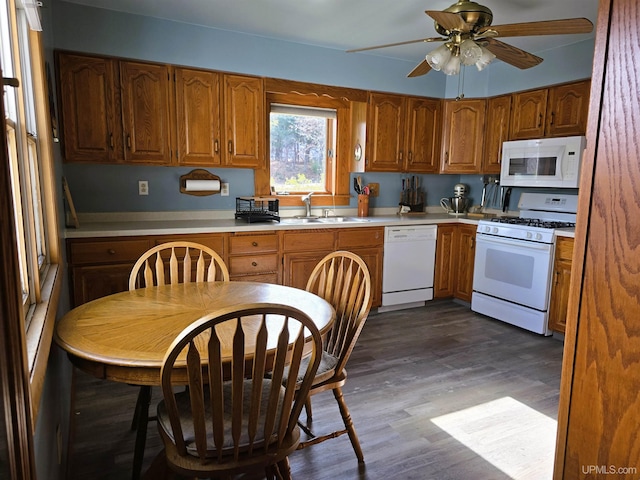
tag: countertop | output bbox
[64,210,575,239]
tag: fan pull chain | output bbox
[456,66,466,101]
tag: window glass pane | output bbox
[27,135,46,268]
[16,10,35,134]
[0,1,17,121]
[270,107,334,194]
[6,123,30,305]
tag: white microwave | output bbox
[500,135,586,188]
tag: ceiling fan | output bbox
[346,1,593,77]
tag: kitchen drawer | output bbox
[555,237,574,261]
[282,230,335,252]
[229,254,279,275]
[153,234,225,255]
[68,239,151,265]
[337,227,384,249]
[229,233,278,254]
[230,272,279,284]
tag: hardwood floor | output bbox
[66,300,564,479]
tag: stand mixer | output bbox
[440,183,470,214]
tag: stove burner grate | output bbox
[490,217,575,229]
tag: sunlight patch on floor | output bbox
[430,396,557,480]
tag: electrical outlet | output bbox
[221,182,230,196]
[138,180,149,196]
[368,183,379,197]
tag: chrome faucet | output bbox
[301,192,313,217]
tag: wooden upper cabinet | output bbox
[365,92,405,172]
[482,95,511,174]
[120,61,173,164]
[365,93,441,173]
[222,74,264,168]
[175,68,222,166]
[510,81,590,140]
[546,80,590,138]
[56,52,123,163]
[440,98,486,174]
[510,88,548,140]
[405,97,442,173]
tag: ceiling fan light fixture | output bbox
[475,46,496,71]
[425,43,452,71]
[442,54,461,75]
[459,39,482,66]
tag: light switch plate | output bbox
[221,182,229,196]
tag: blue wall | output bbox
[51,1,595,213]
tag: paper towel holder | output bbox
[179,169,221,196]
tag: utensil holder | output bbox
[357,194,369,217]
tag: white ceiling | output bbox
[60,0,598,64]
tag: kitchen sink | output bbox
[280,216,371,224]
[317,216,370,223]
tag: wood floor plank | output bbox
[66,300,564,479]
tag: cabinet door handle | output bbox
[445,151,449,163]
[252,241,258,247]
[408,151,413,162]
[228,140,233,153]
[470,237,475,249]
[126,135,131,149]
[109,133,114,149]
[555,270,560,286]
[538,113,543,128]
[550,112,555,126]
[214,140,219,153]
[399,151,403,161]
[251,261,258,267]
[107,249,116,255]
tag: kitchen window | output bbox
[1,0,62,425]
[257,88,353,207]
[270,104,335,195]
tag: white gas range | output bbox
[471,192,577,335]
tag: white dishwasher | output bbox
[380,225,437,312]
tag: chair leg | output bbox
[333,386,364,463]
[304,396,313,419]
[132,385,152,480]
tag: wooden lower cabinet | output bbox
[281,227,384,307]
[228,232,279,283]
[433,223,476,301]
[548,236,574,333]
[434,224,457,298]
[454,224,476,302]
[67,226,384,308]
[67,237,153,307]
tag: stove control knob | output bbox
[536,233,543,240]
[492,227,498,234]
[526,232,533,239]
[484,226,491,233]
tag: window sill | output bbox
[25,263,62,423]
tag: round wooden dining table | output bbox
[55,281,335,386]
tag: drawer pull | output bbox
[252,241,258,247]
[252,261,258,267]
[108,249,116,255]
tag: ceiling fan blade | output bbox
[407,60,432,78]
[346,37,446,53]
[484,38,543,69]
[477,18,593,38]
[425,10,472,33]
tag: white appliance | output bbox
[380,225,437,312]
[471,192,578,335]
[500,135,586,188]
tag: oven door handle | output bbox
[476,233,553,252]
